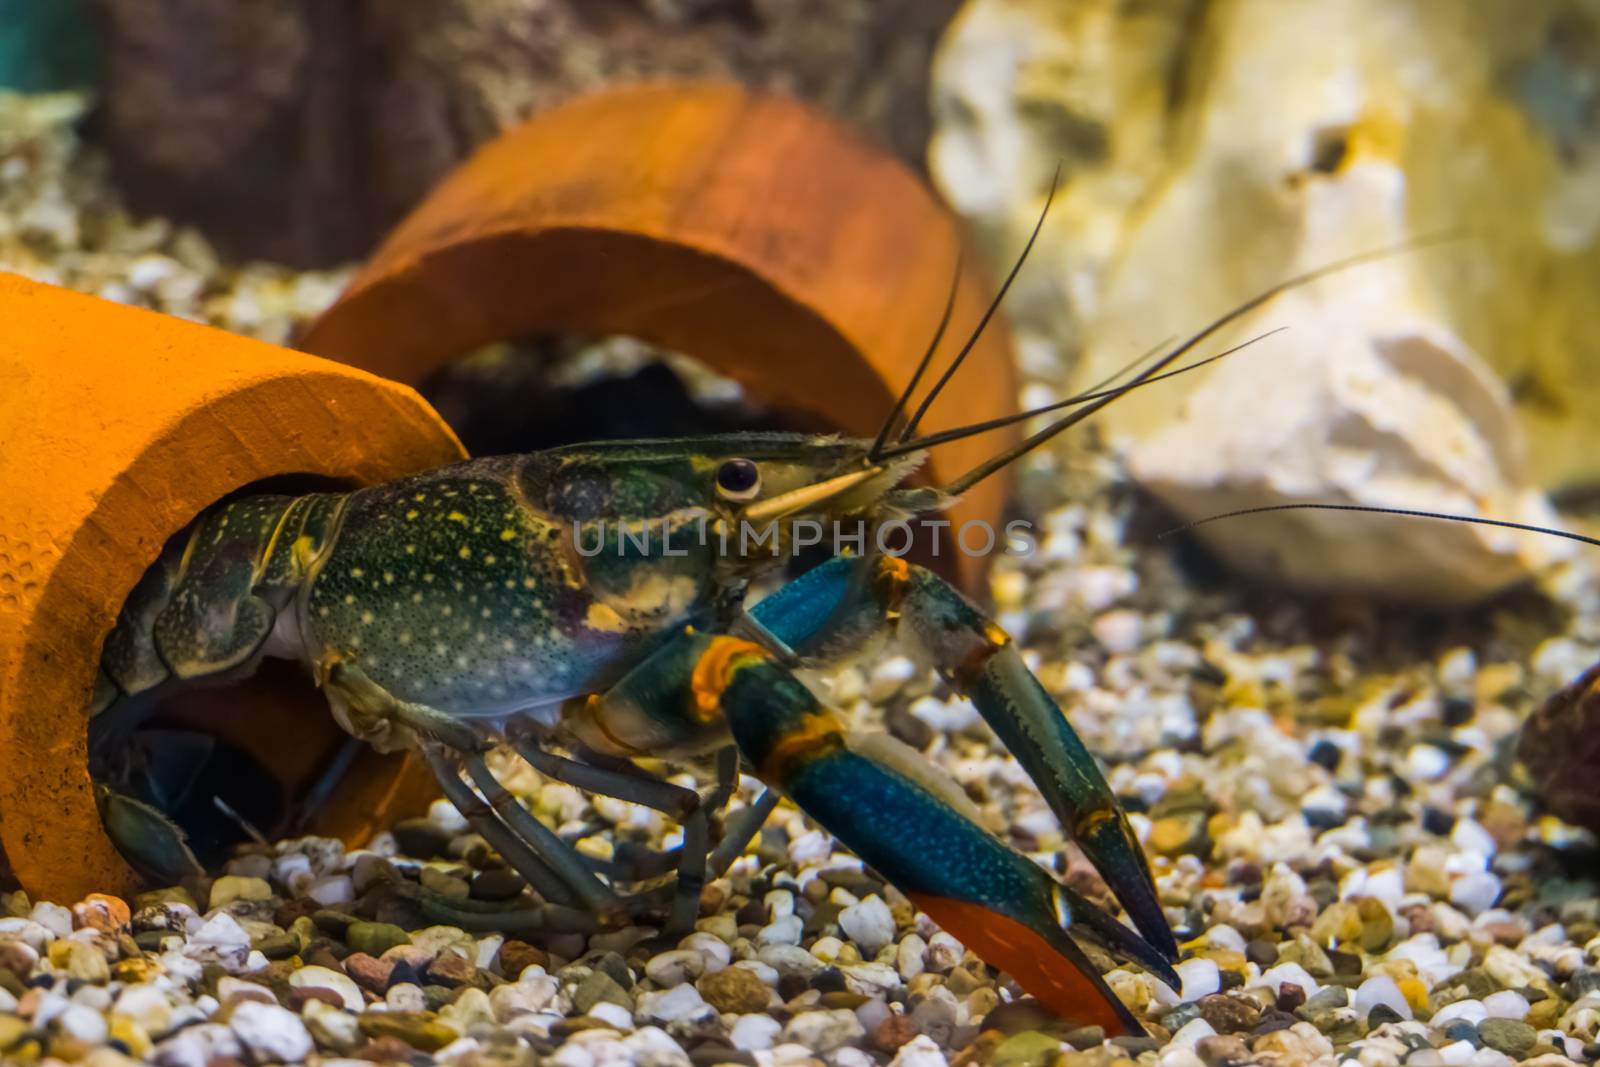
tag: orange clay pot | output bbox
[0,272,465,903]
[301,80,1018,592]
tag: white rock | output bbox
[645,948,706,986]
[1451,872,1503,916]
[925,932,965,972]
[230,1000,313,1063]
[680,932,732,971]
[889,1035,950,1067]
[731,1013,783,1051]
[491,974,559,1020]
[56,1003,108,1044]
[897,934,928,980]
[622,1026,689,1065]
[757,914,803,946]
[387,983,427,1012]
[306,874,356,907]
[29,901,73,939]
[1430,999,1487,1026]
[839,896,896,956]
[1354,975,1413,1021]
[589,1001,634,1031]
[1482,989,1530,1020]
[0,918,51,950]
[1170,1017,1217,1048]
[288,965,364,1011]
[153,1023,242,1067]
[1258,962,1321,998]
[635,983,711,1024]
[1175,957,1221,1002]
[782,1008,865,1053]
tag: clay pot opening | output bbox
[417,334,807,458]
[85,473,399,878]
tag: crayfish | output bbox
[85,205,1410,1035]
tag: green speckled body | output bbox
[93,434,868,724]
[301,454,716,720]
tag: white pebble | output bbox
[1430,999,1487,1026]
[635,983,710,1023]
[757,914,803,946]
[29,902,73,939]
[589,1001,635,1031]
[1175,958,1220,1002]
[839,896,896,956]
[288,965,364,1011]
[56,1003,108,1044]
[1353,975,1413,1021]
[781,1008,865,1052]
[730,1013,783,1051]
[1169,1017,1217,1048]
[1092,609,1143,654]
[1407,744,1451,781]
[306,874,355,907]
[1481,989,1530,1020]
[1450,872,1502,916]
[1257,962,1321,998]
[645,948,705,986]
[897,935,928,980]
[429,797,471,834]
[889,1035,949,1067]
[925,932,964,972]
[230,1000,313,1063]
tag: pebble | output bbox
[1355,975,1415,1021]
[782,1008,865,1052]
[230,999,313,1063]
[839,896,896,956]
[699,964,772,1013]
[1477,1017,1538,1058]
[288,965,364,1012]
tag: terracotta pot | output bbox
[301,80,1018,591]
[0,273,465,902]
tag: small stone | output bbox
[1450,873,1502,916]
[1354,975,1413,1022]
[470,868,526,901]
[288,965,364,1011]
[731,1012,783,1051]
[72,895,130,935]
[699,965,771,1014]
[645,948,705,987]
[839,896,896,956]
[302,998,363,1054]
[357,1010,457,1051]
[637,982,711,1023]
[573,971,631,1015]
[343,952,394,994]
[1198,994,1262,1033]
[1178,958,1223,1002]
[498,940,548,979]
[230,1000,313,1062]
[346,921,410,958]
[209,876,272,910]
[425,951,476,987]
[1477,1018,1536,1058]
[989,1029,1063,1067]
[782,1007,865,1053]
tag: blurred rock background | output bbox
[7,0,1600,604]
[929,0,1600,602]
[87,0,959,266]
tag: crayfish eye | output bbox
[715,458,762,501]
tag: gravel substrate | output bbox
[7,89,1600,1067]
